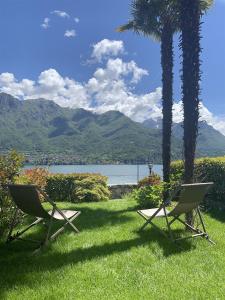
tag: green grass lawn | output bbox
[0,199,224,300]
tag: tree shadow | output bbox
[140,226,197,256]
[0,201,199,298]
[14,205,136,236]
[206,208,225,223]
[0,225,195,298]
[74,206,136,231]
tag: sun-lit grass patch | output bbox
[0,199,224,300]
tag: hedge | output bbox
[171,157,225,209]
[18,169,111,203]
[45,173,110,203]
[0,151,24,236]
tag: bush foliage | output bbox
[171,157,225,208]
[18,168,50,190]
[138,173,161,188]
[45,173,110,203]
[124,173,162,209]
[0,151,24,236]
[127,184,163,209]
[18,169,110,203]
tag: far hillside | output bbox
[1,93,225,164]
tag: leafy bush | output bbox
[18,168,50,190]
[171,157,225,209]
[0,150,24,236]
[138,173,161,188]
[45,174,76,202]
[129,184,163,209]
[45,173,111,203]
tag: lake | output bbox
[23,164,163,185]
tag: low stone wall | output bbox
[109,184,137,199]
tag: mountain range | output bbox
[0,92,225,164]
[143,118,225,158]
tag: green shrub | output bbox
[45,173,111,203]
[171,157,225,209]
[18,168,50,190]
[129,184,163,209]
[138,173,161,188]
[0,150,24,236]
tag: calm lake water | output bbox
[23,164,163,185]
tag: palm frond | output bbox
[200,0,214,11]
[116,21,134,32]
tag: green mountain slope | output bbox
[0,93,224,164]
[172,122,225,157]
[143,118,225,158]
[0,93,182,163]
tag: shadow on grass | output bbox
[139,226,196,256]
[0,203,196,298]
[19,206,135,239]
[0,228,195,298]
[73,206,136,231]
[206,208,225,223]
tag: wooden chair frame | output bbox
[138,183,215,244]
[7,185,81,251]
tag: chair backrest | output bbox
[8,184,50,219]
[169,182,213,216]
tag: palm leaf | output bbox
[116,21,134,32]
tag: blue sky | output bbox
[0,0,225,133]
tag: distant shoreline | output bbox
[23,162,155,167]
[22,164,163,185]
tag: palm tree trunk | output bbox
[180,0,201,225]
[161,22,173,202]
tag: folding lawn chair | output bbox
[7,184,81,250]
[138,182,215,244]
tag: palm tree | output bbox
[180,0,213,225]
[117,0,179,199]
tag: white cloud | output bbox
[91,58,148,83]
[85,58,153,120]
[194,103,225,135]
[91,39,125,62]
[64,29,76,38]
[0,72,15,84]
[74,17,80,23]
[0,72,35,97]
[0,38,224,136]
[32,69,89,108]
[1,67,224,135]
[0,61,154,123]
[0,69,89,109]
[51,10,70,18]
[41,17,50,29]
[171,101,225,136]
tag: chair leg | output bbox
[149,220,170,239]
[196,208,215,244]
[138,214,171,239]
[49,212,81,241]
[139,220,150,231]
[168,216,179,226]
[66,212,80,233]
[163,207,174,241]
[55,208,80,233]
[138,206,164,231]
[6,208,19,243]
[175,216,215,244]
[197,208,207,233]
[7,217,43,243]
[43,210,55,246]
